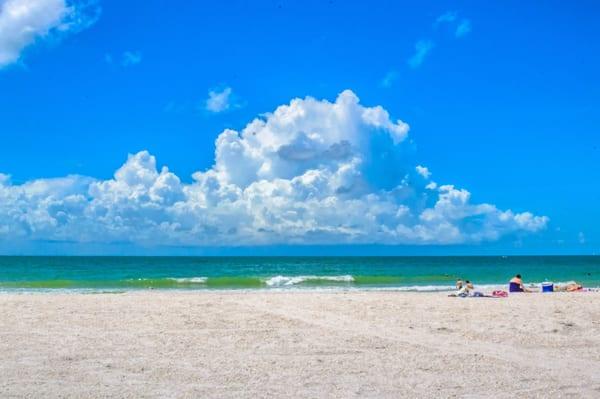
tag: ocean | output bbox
[0,256,598,292]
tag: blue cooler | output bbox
[541,282,554,292]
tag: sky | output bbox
[0,0,599,255]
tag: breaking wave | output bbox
[264,275,355,287]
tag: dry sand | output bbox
[1,291,600,398]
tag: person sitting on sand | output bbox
[456,278,464,290]
[509,274,530,293]
[450,279,474,297]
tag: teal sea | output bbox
[0,256,599,292]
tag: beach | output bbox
[1,291,599,398]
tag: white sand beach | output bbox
[1,291,600,398]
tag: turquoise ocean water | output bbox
[0,256,599,292]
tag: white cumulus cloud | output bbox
[0,90,548,246]
[415,165,431,179]
[205,86,234,113]
[0,0,99,68]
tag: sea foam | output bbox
[264,275,355,287]
[167,277,208,284]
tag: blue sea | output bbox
[0,256,599,292]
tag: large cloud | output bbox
[0,90,548,246]
[0,0,99,68]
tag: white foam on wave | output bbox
[168,277,208,284]
[264,275,355,287]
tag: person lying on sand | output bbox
[509,274,531,293]
[567,283,584,292]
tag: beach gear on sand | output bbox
[492,290,508,297]
[541,282,554,292]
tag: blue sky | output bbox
[0,0,599,255]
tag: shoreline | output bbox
[0,281,596,294]
[2,291,599,397]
